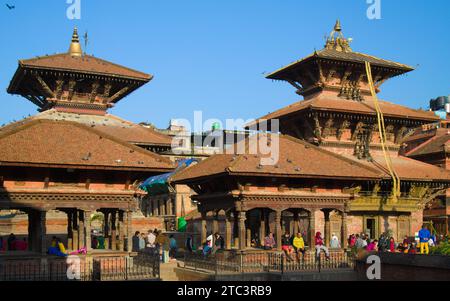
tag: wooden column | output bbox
[225,213,232,250]
[259,209,266,247]
[200,212,207,245]
[78,210,85,250]
[238,211,247,250]
[159,199,165,216]
[309,210,316,248]
[293,211,300,235]
[67,211,73,250]
[152,200,157,216]
[72,210,79,251]
[27,210,33,252]
[38,211,47,254]
[341,211,348,249]
[126,211,133,252]
[274,211,282,251]
[246,228,251,248]
[111,210,117,251]
[103,210,110,249]
[118,211,125,251]
[36,210,47,254]
[212,212,219,235]
[84,211,92,252]
[324,210,331,247]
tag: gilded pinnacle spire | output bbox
[334,19,341,32]
[68,27,83,57]
[325,20,352,52]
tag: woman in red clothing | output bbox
[389,237,396,253]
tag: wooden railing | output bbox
[183,250,354,275]
[0,252,160,281]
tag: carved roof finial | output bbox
[68,27,83,57]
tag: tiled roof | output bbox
[267,48,413,80]
[173,134,450,184]
[250,95,438,127]
[406,129,450,157]
[172,134,382,182]
[18,53,152,81]
[0,119,174,171]
[2,110,172,146]
[341,153,450,182]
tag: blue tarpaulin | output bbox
[139,158,198,195]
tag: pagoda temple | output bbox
[0,29,174,254]
[173,21,450,250]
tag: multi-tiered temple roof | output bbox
[2,28,174,171]
[251,20,438,128]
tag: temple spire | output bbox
[325,20,352,52]
[68,27,83,57]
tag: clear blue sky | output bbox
[0,0,449,129]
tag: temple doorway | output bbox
[364,217,377,240]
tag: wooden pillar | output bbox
[293,211,300,235]
[126,211,133,252]
[27,211,34,252]
[212,212,219,235]
[72,210,79,251]
[159,199,165,216]
[103,210,110,249]
[200,212,207,245]
[84,211,92,252]
[111,210,117,251]
[246,228,251,248]
[67,211,73,250]
[341,211,348,249]
[259,209,266,247]
[309,210,316,248]
[238,211,247,250]
[78,210,85,250]
[118,211,125,251]
[36,210,47,254]
[324,210,331,247]
[152,200,157,216]
[274,211,282,251]
[225,213,232,250]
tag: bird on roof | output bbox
[5,3,15,9]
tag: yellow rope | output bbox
[365,61,401,201]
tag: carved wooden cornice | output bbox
[0,191,138,211]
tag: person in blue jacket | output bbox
[418,225,431,255]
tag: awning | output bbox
[139,158,198,196]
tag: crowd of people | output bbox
[348,225,448,255]
[132,229,179,263]
[262,231,330,262]
[0,233,28,251]
[190,232,225,257]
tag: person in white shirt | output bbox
[147,229,156,248]
[330,233,341,249]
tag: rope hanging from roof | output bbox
[365,61,401,201]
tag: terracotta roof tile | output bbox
[250,95,438,127]
[19,53,152,81]
[173,134,381,182]
[0,119,174,171]
[5,110,172,146]
[406,130,450,157]
[339,153,450,182]
[267,48,413,80]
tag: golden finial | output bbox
[334,19,342,32]
[325,20,352,52]
[68,27,83,57]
